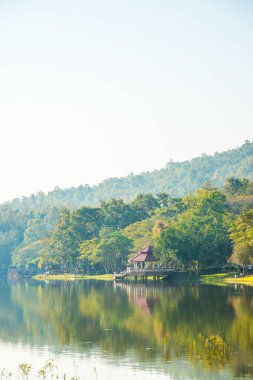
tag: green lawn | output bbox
[33,273,114,281]
[33,272,253,286]
[200,272,253,286]
[200,273,233,286]
[224,275,253,286]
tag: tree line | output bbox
[1,140,253,213]
[0,177,250,275]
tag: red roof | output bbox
[129,246,157,262]
[140,246,154,253]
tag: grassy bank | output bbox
[200,273,233,286]
[200,272,253,286]
[33,272,253,286]
[34,273,114,281]
[224,275,253,286]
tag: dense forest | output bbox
[0,140,253,274]
[0,177,252,275]
[2,140,253,212]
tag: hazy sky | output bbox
[0,0,253,202]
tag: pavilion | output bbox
[129,245,158,270]
[114,245,172,280]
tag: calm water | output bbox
[0,279,253,379]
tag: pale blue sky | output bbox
[0,0,252,202]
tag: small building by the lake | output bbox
[129,245,157,269]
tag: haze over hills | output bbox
[0,139,253,270]
[2,140,253,211]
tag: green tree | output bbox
[100,199,140,229]
[0,206,29,267]
[229,244,253,274]
[155,190,231,271]
[229,210,253,273]
[230,210,253,245]
[11,208,60,268]
[42,207,102,272]
[131,194,159,219]
[79,231,133,273]
[223,178,249,197]
[156,193,170,208]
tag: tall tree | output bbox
[155,190,231,271]
[131,194,159,219]
[79,231,133,273]
[100,199,140,230]
[229,210,253,273]
[223,178,249,197]
[41,207,102,272]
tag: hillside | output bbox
[2,181,253,271]
[2,140,253,212]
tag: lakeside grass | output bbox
[200,273,232,286]
[200,272,253,286]
[33,272,253,286]
[33,273,114,281]
[224,275,253,286]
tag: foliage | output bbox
[100,198,142,229]
[155,190,231,270]
[222,177,250,196]
[122,218,154,253]
[37,195,173,273]
[228,195,253,214]
[131,194,159,218]
[79,231,133,273]
[0,206,30,267]
[229,245,253,273]
[12,240,44,269]
[8,186,252,274]
[0,140,252,273]
[19,363,31,377]
[1,140,253,213]
[11,208,60,269]
[40,207,102,272]
[165,333,231,368]
[230,210,253,246]
[229,210,253,272]
[0,141,252,272]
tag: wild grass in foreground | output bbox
[0,359,98,379]
[0,333,231,378]
[164,333,231,369]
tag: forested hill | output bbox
[3,140,253,211]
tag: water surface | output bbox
[0,279,253,379]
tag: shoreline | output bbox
[200,273,253,286]
[33,273,114,281]
[33,272,253,286]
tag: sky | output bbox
[0,0,253,202]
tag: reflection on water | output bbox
[0,279,253,379]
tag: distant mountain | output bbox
[2,140,253,211]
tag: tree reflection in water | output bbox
[0,279,253,378]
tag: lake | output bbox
[0,279,252,379]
